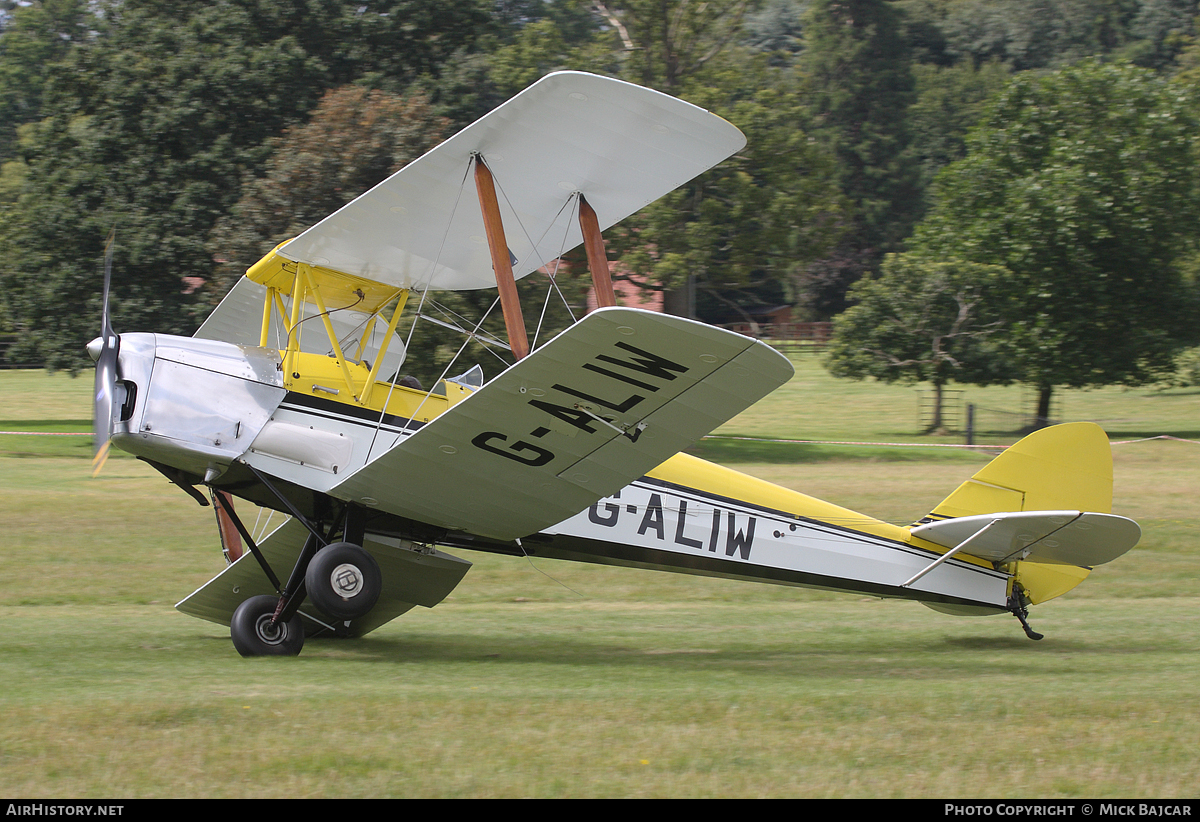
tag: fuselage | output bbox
[110,332,1010,615]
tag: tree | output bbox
[796,0,920,318]
[596,0,757,94]
[2,0,343,370]
[912,60,1200,421]
[938,0,1138,71]
[204,85,525,388]
[0,0,497,370]
[0,0,496,369]
[583,0,785,318]
[603,54,845,324]
[907,60,1009,210]
[0,0,94,164]
[204,86,449,309]
[826,253,1014,431]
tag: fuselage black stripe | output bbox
[625,477,1005,579]
[528,531,1006,608]
[279,392,427,435]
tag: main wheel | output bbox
[305,542,382,621]
[230,595,305,657]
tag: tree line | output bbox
[2,0,1199,414]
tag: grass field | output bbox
[0,360,1197,798]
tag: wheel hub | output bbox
[331,563,364,598]
[254,614,287,645]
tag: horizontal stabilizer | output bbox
[911,510,1140,567]
[175,517,471,636]
[330,307,794,541]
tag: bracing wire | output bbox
[366,159,474,462]
[487,173,582,350]
[283,288,366,353]
[385,294,504,450]
[532,192,581,349]
[365,157,587,458]
[514,538,586,598]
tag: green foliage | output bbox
[4,0,1200,374]
[825,253,1015,430]
[204,86,449,309]
[606,54,845,321]
[913,60,1200,405]
[827,253,1014,387]
[741,0,806,61]
[0,0,94,164]
[0,0,497,371]
[908,60,1009,205]
[801,0,918,251]
[935,0,1140,70]
[1124,0,1200,69]
[600,0,759,93]
[795,0,921,318]
[1171,346,1200,386]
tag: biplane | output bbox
[90,72,1140,656]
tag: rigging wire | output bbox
[487,171,581,351]
[364,155,588,456]
[365,159,474,461]
[531,192,581,350]
[384,293,504,451]
[514,538,586,598]
[283,288,366,352]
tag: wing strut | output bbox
[473,154,530,360]
[901,518,1001,588]
[579,194,617,309]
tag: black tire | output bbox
[305,542,382,621]
[230,595,305,657]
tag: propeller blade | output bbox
[92,229,119,474]
[100,228,114,341]
[92,345,116,475]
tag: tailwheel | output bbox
[231,595,305,657]
[1007,587,1045,641]
[305,542,382,621]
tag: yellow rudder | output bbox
[925,422,1117,605]
[928,422,1114,519]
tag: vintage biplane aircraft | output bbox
[90,72,1140,656]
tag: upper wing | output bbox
[329,307,793,541]
[911,510,1140,567]
[269,71,746,292]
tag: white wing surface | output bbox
[912,510,1140,567]
[275,71,746,292]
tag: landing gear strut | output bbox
[216,468,381,656]
[1008,587,1044,641]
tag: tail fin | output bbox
[926,422,1114,521]
[923,422,1129,605]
